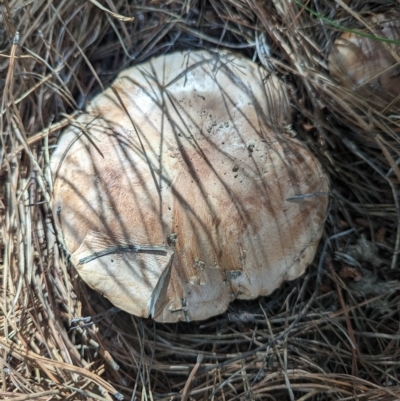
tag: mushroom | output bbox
[51,50,329,322]
[328,12,400,99]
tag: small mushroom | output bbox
[328,12,400,99]
[51,50,329,322]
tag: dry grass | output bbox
[1,0,400,399]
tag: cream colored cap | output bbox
[51,50,329,322]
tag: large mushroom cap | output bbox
[51,50,329,322]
